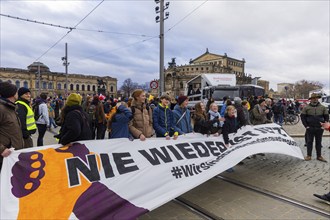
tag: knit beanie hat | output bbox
[66,93,82,106]
[0,82,17,98]
[18,87,31,97]
[258,98,265,104]
[177,95,188,106]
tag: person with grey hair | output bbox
[265,98,273,121]
[233,97,247,128]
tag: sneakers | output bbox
[313,193,330,202]
[304,156,311,161]
[317,156,327,162]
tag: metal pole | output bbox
[38,63,41,95]
[159,0,165,96]
[65,43,68,98]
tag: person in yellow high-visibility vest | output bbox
[16,87,37,148]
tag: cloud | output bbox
[1,1,329,93]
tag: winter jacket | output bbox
[207,110,222,134]
[301,102,329,128]
[234,104,247,128]
[193,113,219,135]
[0,97,24,154]
[110,105,133,139]
[56,105,92,145]
[129,100,154,138]
[153,103,179,137]
[250,104,272,125]
[172,104,193,134]
[222,114,238,145]
[16,97,37,138]
[35,99,49,125]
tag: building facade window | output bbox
[57,83,62,90]
[110,86,113,92]
[76,84,79,91]
[92,85,96,91]
[42,82,47,89]
[48,82,53,89]
[70,84,74,91]
[35,81,39,89]
[23,81,28,88]
[15,80,20,88]
[82,84,85,91]
[87,85,91,91]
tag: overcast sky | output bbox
[0,0,329,92]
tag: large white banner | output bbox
[0,124,303,219]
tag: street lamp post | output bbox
[38,63,41,96]
[62,43,69,98]
[155,0,169,96]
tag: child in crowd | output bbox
[207,102,225,136]
[107,102,133,139]
[153,94,179,140]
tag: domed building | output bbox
[0,62,117,98]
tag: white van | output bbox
[321,95,330,112]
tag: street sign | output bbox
[150,80,158,89]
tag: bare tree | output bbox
[120,78,138,98]
[294,80,323,99]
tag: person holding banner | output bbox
[222,105,239,148]
[153,94,179,139]
[0,82,24,171]
[207,102,225,136]
[250,98,272,125]
[129,89,154,141]
[173,95,193,135]
[107,102,133,139]
[193,101,222,135]
[54,93,92,145]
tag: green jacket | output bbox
[301,102,329,128]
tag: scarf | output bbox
[208,110,221,127]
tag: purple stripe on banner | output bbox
[73,182,148,220]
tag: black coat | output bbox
[193,114,218,135]
[57,105,92,145]
[222,115,238,144]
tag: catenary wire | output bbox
[165,0,209,34]
[35,0,105,61]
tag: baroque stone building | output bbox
[0,62,117,98]
[164,49,253,97]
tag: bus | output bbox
[238,84,265,98]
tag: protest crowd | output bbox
[0,81,329,203]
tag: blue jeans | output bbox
[273,114,283,126]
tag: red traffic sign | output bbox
[150,80,158,89]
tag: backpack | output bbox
[33,103,41,120]
[87,104,97,122]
